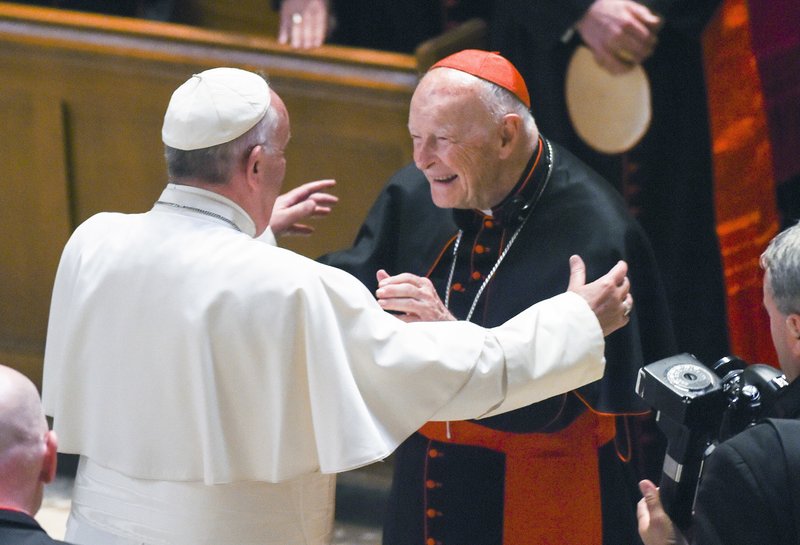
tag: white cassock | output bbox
[42,184,606,545]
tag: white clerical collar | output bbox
[154,183,257,237]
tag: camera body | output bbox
[635,353,789,533]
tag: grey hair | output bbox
[472,76,537,136]
[761,222,800,315]
[164,104,281,185]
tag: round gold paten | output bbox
[565,46,652,154]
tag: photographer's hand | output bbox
[637,480,688,545]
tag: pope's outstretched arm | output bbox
[425,255,633,422]
[376,254,633,334]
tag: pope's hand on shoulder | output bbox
[575,0,662,74]
[269,178,338,237]
[375,269,457,323]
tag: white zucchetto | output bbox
[162,67,271,151]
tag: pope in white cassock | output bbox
[41,67,634,545]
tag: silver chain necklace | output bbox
[443,141,554,322]
[155,200,242,232]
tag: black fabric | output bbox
[0,510,70,545]
[11,0,173,19]
[328,0,441,53]
[489,0,730,366]
[321,139,677,545]
[689,380,800,545]
[769,418,800,543]
[382,433,506,545]
[274,0,491,53]
[11,0,138,14]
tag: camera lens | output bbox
[666,363,714,392]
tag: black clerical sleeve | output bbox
[320,164,456,293]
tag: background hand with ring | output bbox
[278,0,331,49]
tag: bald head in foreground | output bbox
[0,365,67,544]
[42,66,632,545]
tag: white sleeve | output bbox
[428,291,605,421]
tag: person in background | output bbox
[274,0,489,52]
[638,222,800,545]
[42,66,634,545]
[321,49,675,545]
[490,0,729,368]
[0,364,69,545]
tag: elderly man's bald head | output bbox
[0,364,57,516]
[414,68,536,134]
[0,365,47,456]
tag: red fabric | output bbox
[703,0,779,364]
[431,49,531,108]
[419,410,615,545]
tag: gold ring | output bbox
[623,301,632,317]
[616,49,636,64]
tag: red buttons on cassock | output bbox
[429,448,439,458]
[471,271,482,280]
[475,244,485,254]
[451,282,464,292]
[484,219,494,229]
[426,479,440,489]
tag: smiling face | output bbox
[408,71,509,210]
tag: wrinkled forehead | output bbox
[413,68,479,102]
[409,70,491,126]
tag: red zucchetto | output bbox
[430,49,531,109]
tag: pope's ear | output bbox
[248,145,262,175]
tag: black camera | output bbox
[635,353,789,533]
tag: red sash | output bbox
[419,410,616,545]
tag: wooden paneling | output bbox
[0,2,419,385]
[0,88,72,386]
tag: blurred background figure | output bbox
[274,0,489,52]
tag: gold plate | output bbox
[565,46,651,154]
